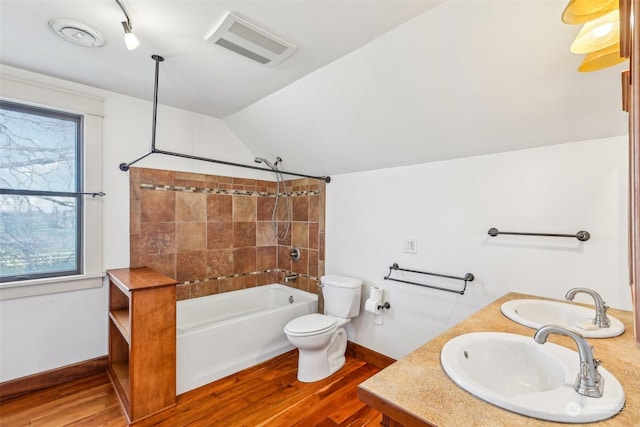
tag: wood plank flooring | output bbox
[0,351,383,427]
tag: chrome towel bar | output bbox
[383,263,474,295]
[488,228,590,241]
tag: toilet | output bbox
[284,274,363,382]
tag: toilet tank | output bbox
[321,274,362,318]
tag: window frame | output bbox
[0,70,104,300]
[0,100,85,282]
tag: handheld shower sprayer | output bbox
[253,155,291,241]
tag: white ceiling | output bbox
[0,0,630,177]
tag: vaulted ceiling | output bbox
[0,1,628,176]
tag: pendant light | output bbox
[570,10,619,54]
[562,0,618,24]
[578,43,627,72]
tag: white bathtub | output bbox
[176,283,318,394]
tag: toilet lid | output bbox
[285,314,337,337]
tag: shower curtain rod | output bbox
[119,55,331,184]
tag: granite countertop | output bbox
[358,292,639,427]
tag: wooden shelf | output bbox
[107,267,178,423]
[109,309,131,343]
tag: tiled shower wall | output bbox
[129,167,325,301]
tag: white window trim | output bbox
[0,74,105,300]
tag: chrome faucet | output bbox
[533,325,604,398]
[565,288,610,328]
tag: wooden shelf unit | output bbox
[107,267,178,424]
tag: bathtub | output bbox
[176,283,318,394]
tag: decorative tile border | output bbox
[140,183,319,197]
[179,268,318,287]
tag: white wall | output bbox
[327,136,630,360]
[0,66,265,382]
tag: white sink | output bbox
[441,332,625,423]
[501,299,625,338]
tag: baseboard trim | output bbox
[346,341,396,369]
[0,355,108,402]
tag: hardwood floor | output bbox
[0,351,383,426]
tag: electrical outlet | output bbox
[403,238,417,254]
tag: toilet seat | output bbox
[284,313,337,337]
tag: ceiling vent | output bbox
[205,12,297,66]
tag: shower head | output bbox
[253,156,281,170]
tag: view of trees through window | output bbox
[0,101,82,281]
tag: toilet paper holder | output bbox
[377,301,391,310]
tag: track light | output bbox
[115,0,139,50]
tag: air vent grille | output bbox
[206,12,297,66]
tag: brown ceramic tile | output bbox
[207,222,233,250]
[308,222,319,250]
[139,167,175,186]
[257,246,276,271]
[309,249,319,278]
[206,249,234,278]
[206,175,233,185]
[233,195,256,222]
[267,271,278,284]
[256,272,269,286]
[276,222,292,246]
[318,260,325,278]
[292,222,309,248]
[207,194,232,222]
[256,222,276,247]
[140,222,176,254]
[176,222,206,252]
[276,198,291,221]
[277,245,292,272]
[191,281,219,298]
[242,275,257,288]
[176,192,207,222]
[233,178,257,188]
[233,247,256,274]
[309,195,320,222]
[176,284,191,301]
[319,185,326,233]
[130,199,141,234]
[292,196,309,222]
[140,253,176,280]
[140,189,175,223]
[175,171,207,182]
[319,232,325,261]
[218,278,234,293]
[257,196,275,221]
[176,251,206,282]
[291,248,309,275]
[234,222,256,248]
[299,277,310,293]
[129,167,141,198]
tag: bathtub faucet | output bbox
[565,287,610,328]
[285,274,298,283]
[533,324,604,398]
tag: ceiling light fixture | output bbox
[561,0,626,72]
[115,0,139,50]
[49,19,105,47]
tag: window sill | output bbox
[0,274,105,300]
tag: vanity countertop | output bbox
[357,292,639,427]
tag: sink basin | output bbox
[501,299,625,338]
[441,332,625,423]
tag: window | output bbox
[0,101,83,281]
[0,71,103,299]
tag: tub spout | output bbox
[285,274,298,283]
